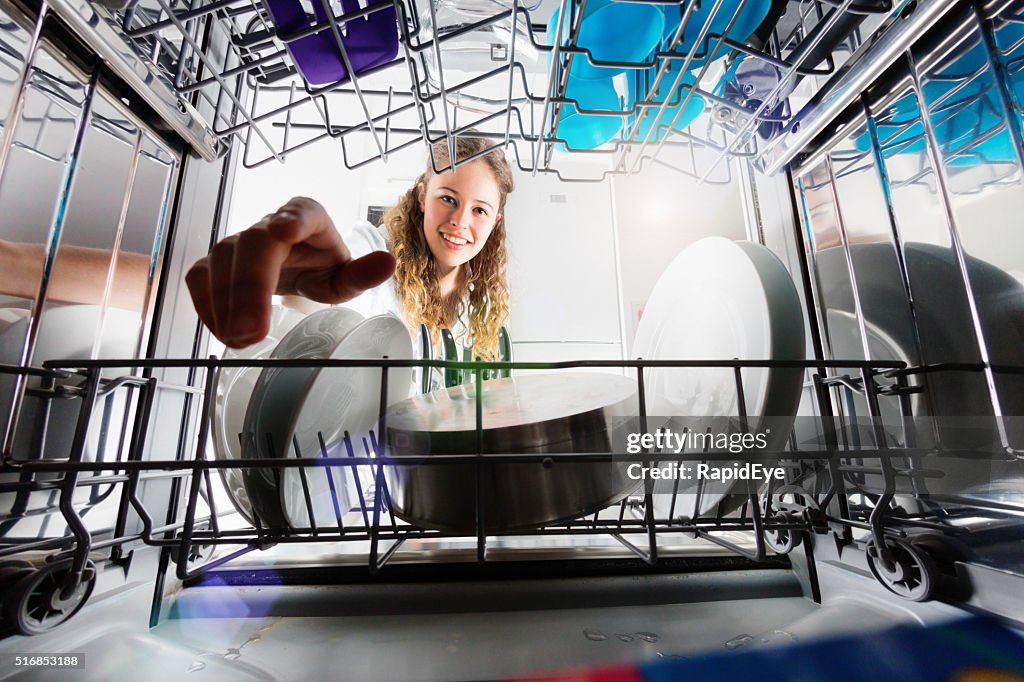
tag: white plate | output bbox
[213,306,306,524]
[241,309,414,530]
[280,314,413,529]
[241,307,366,530]
[632,237,805,518]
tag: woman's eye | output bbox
[440,195,456,205]
[474,207,488,216]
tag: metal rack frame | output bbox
[36,0,938,179]
[2,353,1022,633]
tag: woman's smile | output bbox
[440,231,472,249]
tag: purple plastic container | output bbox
[264,0,399,86]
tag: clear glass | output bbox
[0,47,88,460]
[914,13,1024,451]
[796,158,864,363]
[112,133,178,358]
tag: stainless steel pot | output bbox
[383,372,640,532]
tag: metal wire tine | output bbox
[908,41,1011,449]
[367,437,385,571]
[375,536,407,570]
[201,455,221,538]
[283,80,296,154]
[366,432,396,528]
[692,427,713,529]
[178,362,220,576]
[227,82,324,137]
[394,0,436,155]
[610,531,652,564]
[314,0,389,161]
[292,435,317,535]
[385,85,393,153]
[171,0,199,92]
[668,427,689,523]
[317,431,345,534]
[153,0,283,163]
[60,368,103,580]
[124,0,246,38]
[178,49,289,95]
[623,0,722,170]
[503,0,520,149]
[342,430,370,529]
[531,0,573,174]
[640,0,755,175]
[619,0,699,145]
[424,0,455,168]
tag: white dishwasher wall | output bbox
[227,126,748,364]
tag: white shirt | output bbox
[341,221,470,391]
[339,220,401,321]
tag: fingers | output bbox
[208,234,239,340]
[223,227,291,345]
[185,257,216,338]
[265,197,348,258]
[326,251,396,302]
[185,197,383,349]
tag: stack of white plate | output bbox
[213,307,414,531]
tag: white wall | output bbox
[611,150,747,356]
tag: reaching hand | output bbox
[186,197,395,348]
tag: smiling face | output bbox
[417,158,503,276]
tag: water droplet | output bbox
[224,648,241,661]
[615,633,634,643]
[636,632,660,643]
[187,661,207,673]
[584,628,608,642]
[725,634,753,650]
[760,630,796,645]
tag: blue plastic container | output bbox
[547,0,664,80]
[553,76,623,151]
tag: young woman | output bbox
[186,135,514,361]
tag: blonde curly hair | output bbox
[383,136,514,361]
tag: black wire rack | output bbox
[2,353,1022,633]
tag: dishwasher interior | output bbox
[1,0,1023,678]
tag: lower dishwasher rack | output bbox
[1,354,1022,637]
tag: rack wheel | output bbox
[763,512,802,554]
[171,521,213,567]
[0,560,37,626]
[4,559,96,636]
[865,538,936,602]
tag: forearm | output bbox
[0,240,154,310]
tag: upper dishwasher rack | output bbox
[36,0,968,176]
